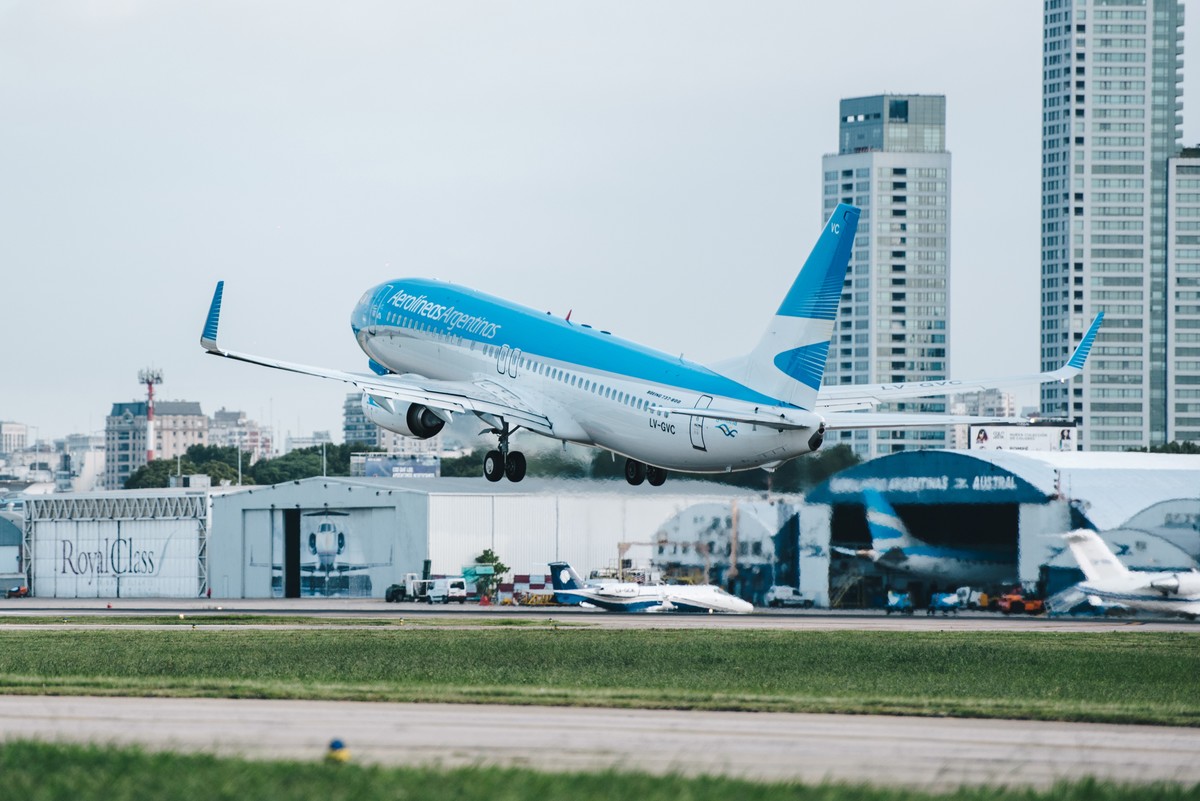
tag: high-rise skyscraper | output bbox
[1040,0,1185,450]
[822,94,952,457]
[1167,147,1200,442]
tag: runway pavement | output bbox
[1,695,1197,789]
[1,596,1196,632]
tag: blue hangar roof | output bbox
[806,450,1048,506]
[806,450,1200,530]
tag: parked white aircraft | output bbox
[1065,530,1200,619]
[201,203,1102,485]
[548,561,753,614]
[833,489,1014,586]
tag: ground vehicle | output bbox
[927,592,960,615]
[6,585,29,598]
[885,591,914,615]
[955,586,991,610]
[384,573,433,602]
[427,577,467,604]
[998,589,1045,615]
[764,585,814,609]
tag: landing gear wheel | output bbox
[646,466,667,486]
[505,451,527,482]
[624,459,646,486]
[483,450,504,482]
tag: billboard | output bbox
[362,455,439,478]
[969,425,1075,452]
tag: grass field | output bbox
[0,627,1196,725]
[1,740,1198,801]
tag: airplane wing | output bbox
[200,282,552,432]
[822,412,1019,430]
[816,313,1104,412]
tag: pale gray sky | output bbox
[1,2,1194,444]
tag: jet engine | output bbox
[1149,572,1200,597]
[360,394,445,439]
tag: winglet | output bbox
[1066,312,1104,370]
[201,281,225,353]
[1046,312,1104,381]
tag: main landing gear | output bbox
[624,458,667,487]
[482,422,526,483]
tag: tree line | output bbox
[127,441,860,492]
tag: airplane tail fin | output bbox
[713,204,859,410]
[548,561,587,604]
[1064,530,1130,583]
[863,489,920,557]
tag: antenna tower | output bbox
[138,368,164,463]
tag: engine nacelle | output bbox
[361,395,445,439]
[1150,572,1200,596]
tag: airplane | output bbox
[833,488,1014,586]
[548,561,753,613]
[200,203,1103,486]
[1064,530,1200,619]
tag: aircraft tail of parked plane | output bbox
[1064,529,1131,584]
[834,489,1014,586]
[200,202,1103,485]
[1064,530,1200,618]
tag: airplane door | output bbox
[497,344,511,375]
[367,284,392,335]
[690,395,713,451]
[508,349,521,378]
[283,509,301,599]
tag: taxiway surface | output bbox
[1,695,1197,789]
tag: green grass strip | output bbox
[0,629,1196,726]
[1,740,1198,801]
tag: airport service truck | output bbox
[427,577,467,604]
[384,573,434,603]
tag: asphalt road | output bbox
[1,695,1197,789]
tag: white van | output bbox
[427,577,467,604]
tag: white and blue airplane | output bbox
[200,203,1102,485]
[1065,530,1200,619]
[834,488,1015,586]
[548,561,753,614]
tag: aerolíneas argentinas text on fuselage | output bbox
[200,204,1102,485]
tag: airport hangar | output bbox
[801,450,1200,606]
[17,478,797,600]
[17,452,1199,604]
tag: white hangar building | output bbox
[207,477,769,599]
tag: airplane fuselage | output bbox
[351,279,818,473]
[1078,574,1200,617]
[882,547,1014,587]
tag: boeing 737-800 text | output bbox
[201,204,1101,485]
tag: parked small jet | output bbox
[201,203,1102,485]
[548,561,752,614]
[833,489,1014,586]
[1065,530,1200,619]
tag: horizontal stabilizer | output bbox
[823,412,1022,430]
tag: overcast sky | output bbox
[2,2,1195,445]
